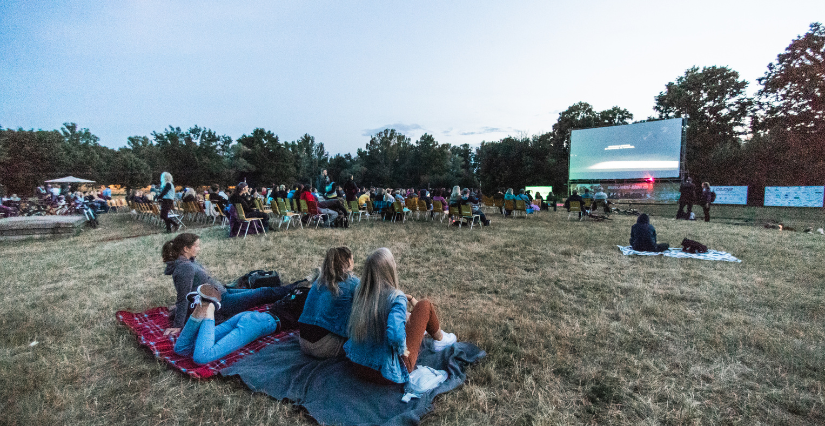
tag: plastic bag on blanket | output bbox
[401,365,448,403]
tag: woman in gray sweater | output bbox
[161,233,295,336]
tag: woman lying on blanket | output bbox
[344,248,457,385]
[162,233,296,336]
[174,281,311,364]
[297,247,360,359]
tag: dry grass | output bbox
[1,208,824,425]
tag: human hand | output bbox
[405,294,418,307]
[403,349,410,358]
[163,328,181,336]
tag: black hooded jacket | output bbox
[630,214,658,251]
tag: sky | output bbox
[1,1,822,155]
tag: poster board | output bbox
[710,186,748,205]
[764,186,824,207]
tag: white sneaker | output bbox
[432,332,457,351]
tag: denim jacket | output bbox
[344,291,409,383]
[298,275,360,337]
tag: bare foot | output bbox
[191,302,215,320]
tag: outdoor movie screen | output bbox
[568,118,683,180]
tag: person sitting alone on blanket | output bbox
[630,213,669,252]
[297,247,360,358]
[344,248,457,385]
[173,281,311,364]
[161,233,296,336]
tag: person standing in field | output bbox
[677,177,695,219]
[699,182,713,222]
[159,172,177,233]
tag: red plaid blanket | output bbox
[116,305,296,379]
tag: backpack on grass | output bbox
[681,238,708,254]
[236,270,282,289]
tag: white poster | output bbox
[764,186,825,207]
[710,186,748,205]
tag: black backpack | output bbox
[237,270,282,289]
[710,191,716,203]
[681,238,708,254]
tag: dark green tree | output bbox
[755,22,825,135]
[654,66,752,180]
[0,128,64,195]
[236,128,296,188]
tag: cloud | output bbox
[362,123,424,137]
[458,126,515,136]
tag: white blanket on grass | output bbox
[617,245,742,263]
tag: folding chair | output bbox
[418,199,432,220]
[447,205,460,226]
[348,200,364,222]
[432,200,445,222]
[504,199,515,217]
[302,199,328,228]
[514,200,528,218]
[459,204,480,229]
[233,203,265,238]
[391,201,407,223]
[405,198,418,219]
[567,201,583,221]
[277,198,302,229]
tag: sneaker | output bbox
[432,331,457,351]
[197,284,223,310]
[187,292,201,309]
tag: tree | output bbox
[755,22,825,135]
[109,150,151,191]
[236,128,296,187]
[654,66,752,180]
[0,128,64,195]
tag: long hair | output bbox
[160,172,173,187]
[451,186,461,200]
[347,248,403,343]
[318,246,353,297]
[161,233,199,262]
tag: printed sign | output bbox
[710,186,748,205]
[764,186,824,207]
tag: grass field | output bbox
[1,207,824,425]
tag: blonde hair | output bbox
[318,247,353,296]
[451,186,461,200]
[161,172,173,187]
[347,248,403,343]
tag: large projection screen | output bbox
[569,118,683,180]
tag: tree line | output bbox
[1,23,822,201]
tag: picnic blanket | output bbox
[617,245,742,262]
[116,305,295,379]
[221,333,486,426]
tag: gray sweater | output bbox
[165,257,227,329]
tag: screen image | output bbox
[569,118,683,180]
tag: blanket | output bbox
[116,305,295,379]
[221,334,486,426]
[617,245,742,262]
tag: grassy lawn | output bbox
[1,208,824,425]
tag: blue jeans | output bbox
[215,283,296,324]
[174,311,279,364]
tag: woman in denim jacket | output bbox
[298,247,360,358]
[344,248,456,385]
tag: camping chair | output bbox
[514,200,528,218]
[107,199,119,213]
[592,199,609,215]
[459,204,480,230]
[504,199,515,217]
[391,201,407,223]
[405,198,418,219]
[432,200,445,222]
[418,199,432,220]
[583,198,593,214]
[302,199,328,228]
[447,205,460,226]
[233,203,265,238]
[567,201,583,221]
[276,199,302,229]
[348,200,364,223]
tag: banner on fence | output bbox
[710,186,748,205]
[764,186,824,207]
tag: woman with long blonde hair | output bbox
[344,248,456,384]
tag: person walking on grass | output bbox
[158,172,178,233]
[297,247,360,359]
[344,248,457,385]
[161,233,296,336]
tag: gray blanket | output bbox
[220,334,486,426]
